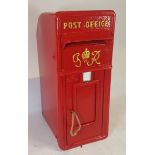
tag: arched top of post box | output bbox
[56,10,116,17]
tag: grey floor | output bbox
[28,78,126,155]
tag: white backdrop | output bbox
[28,1,126,155]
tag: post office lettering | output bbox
[85,20,110,28]
[63,18,110,30]
[63,22,81,29]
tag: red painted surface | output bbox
[37,10,116,150]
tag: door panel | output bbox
[66,71,104,145]
[73,81,97,124]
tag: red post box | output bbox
[37,10,116,150]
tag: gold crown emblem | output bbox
[82,48,90,61]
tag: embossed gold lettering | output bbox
[87,51,101,66]
[64,22,68,29]
[73,49,101,67]
[105,20,110,27]
[73,53,81,67]
[85,20,108,29]
[63,22,81,29]
[63,17,111,30]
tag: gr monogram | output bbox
[73,48,101,67]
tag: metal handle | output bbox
[70,111,81,136]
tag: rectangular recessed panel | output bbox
[67,80,103,145]
[74,82,96,124]
[62,44,112,73]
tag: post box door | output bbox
[65,70,104,145]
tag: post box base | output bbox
[57,134,108,150]
[42,111,108,150]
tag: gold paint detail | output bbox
[63,16,111,30]
[72,49,101,67]
[70,111,81,137]
[64,22,81,29]
[87,50,101,66]
[73,53,81,67]
[82,48,90,62]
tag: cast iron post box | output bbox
[37,10,116,150]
